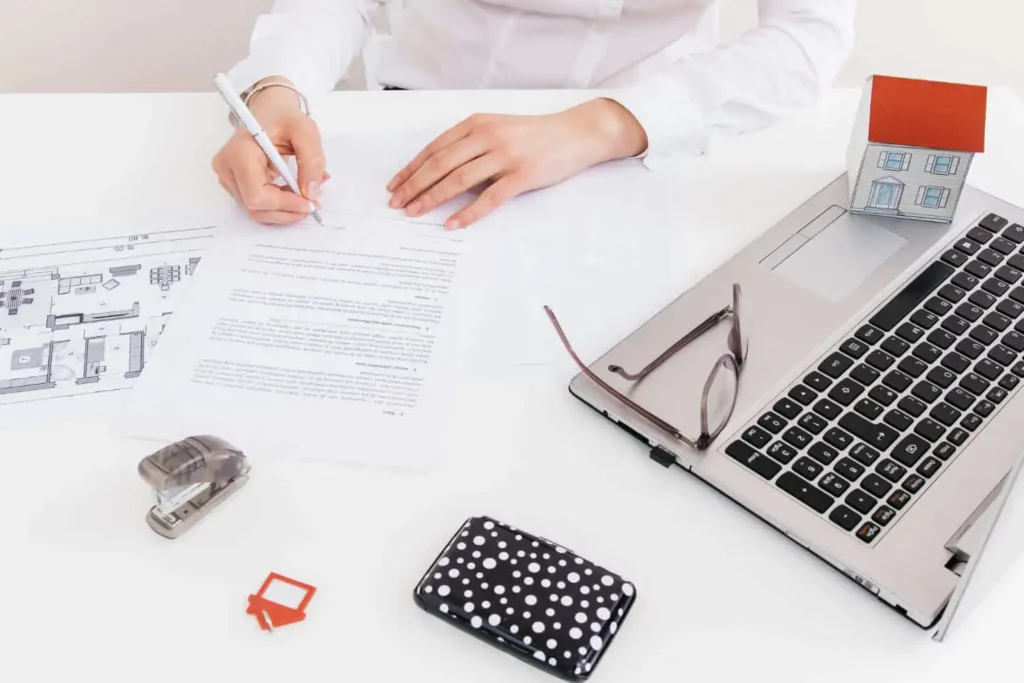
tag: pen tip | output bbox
[311,208,324,226]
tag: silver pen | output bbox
[213,72,324,226]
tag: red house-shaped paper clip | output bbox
[847,75,988,223]
[246,572,317,631]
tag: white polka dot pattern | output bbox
[416,516,636,680]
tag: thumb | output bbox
[288,117,327,202]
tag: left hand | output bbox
[387,98,648,230]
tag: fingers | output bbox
[288,117,327,201]
[406,155,504,218]
[445,174,527,230]
[390,136,491,212]
[387,117,476,193]
[231,140,313,215]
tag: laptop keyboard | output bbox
[725,212,1024,545]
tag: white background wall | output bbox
[1,1,1021,93]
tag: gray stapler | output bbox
[138,435,250,539]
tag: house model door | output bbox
[867,177,904,211]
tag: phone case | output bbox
[413,516,636,680]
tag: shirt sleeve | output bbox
[606,0,856,170]
[227,0,384,99]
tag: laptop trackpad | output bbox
[768,209,908,303]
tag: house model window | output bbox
[926,154,960,175]
[879,151,911,171]
[916,185,950,208]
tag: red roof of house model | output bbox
[868,75,987,153]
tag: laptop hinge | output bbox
[649,446,676,468]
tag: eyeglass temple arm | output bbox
[607,305,732,382]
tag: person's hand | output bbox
[211,80,328,225]
[387,98,648,230]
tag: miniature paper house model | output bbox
[847,75,987,222]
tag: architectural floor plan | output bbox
[0,225,215,424]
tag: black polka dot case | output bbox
[413,516,636,681]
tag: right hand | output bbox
[211,81,328,225]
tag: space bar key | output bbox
[839,413,900,450]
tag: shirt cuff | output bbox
[602,71,710,171]
[225,17,333,105]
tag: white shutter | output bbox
[916,187,926,205]
[926,155,935,172]
[940,188,951,208]
[951,157,960,174]
[902,153,912,171]
[878,151,887,168]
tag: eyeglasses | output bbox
[545,284,748,451]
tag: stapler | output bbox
[138,435,250,539]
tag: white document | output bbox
[118,212,467,470]
[0,220,216,427]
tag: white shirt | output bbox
[229,0,855,168]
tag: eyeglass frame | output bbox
[544,283,747,451]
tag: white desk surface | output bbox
[4,87,1024,683]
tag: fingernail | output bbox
[308,181,321,200]
[407,200,422,216]
[445,218,461,230]
[389,194,402,208]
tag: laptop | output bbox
[564,174,1024,628]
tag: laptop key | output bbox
[798,412,827,435]
[757,412,787,434]
[942,250,968,267]
[804,371,833,391]
[977,249,1004,267]
[846,489,878,514]
[912,342,942,364]
[1004,223,1024,242]
[1013,288,1024,306]
[867,349,896,371]
[828,504,861,531]
[892,434,930,467]
[887,489,912,509]
[941,315,970,336]
[903,474,926,494]
[911,310,939,330]
[1010,254,1024,271]
[793,456,824,481]
[911,381,942,404]
[839,338,869,359]
[953,272,980,291]
[980,213,1008,232]
[934,442,956,461]
[896,323,925,344]
[776,472,834,514]
[767,441,798,464]
[839,413,900,450]
[782,426,813,449]
[1002,331,1024,352]
[998,299,1024,320]
[873,506,896,526]
[850,443,881,466]
[927,329,957,350]
[870,261,953,332]
[985,313,1013,334]
[897,356,928,378]
[990,237,1017,255]
[828,378,864,406]
[898,395,927,417]
[938,284,967,304]
[883,410,913,432]
[788,385,816,405]
[917,457,942,478]
[989,344,1017,366]
[988,387,1009,403]
[946,388,975,411]
[914,418,946,443]
[977,319,1008,342]
[973,400,995,418]
[853,398,884,420]
[856,522,881,543]
[861,473,892,498]
[983,278,1011,298]
[930,402,962,426]
[850,364,881,386]
[968,225,994,243]
[774,398,803,419]
[855,324,884,345]
[948,428,970,446]
[869,385,898,406]
[965,260,992,279]
[883,370,913,392]
[996,266,1023,285]
[818,354,852,379]
[835,457,866,482]
[954,238,980,256]
[742,425,772,448]
[1000,374,1020,391]
[823,427,854,450]
[961,413,983,432]
[961,372,991,395]
[726,441,782,480]
[956,338,985,359]
[1014,360,1024,377]
[809,442,840,465]
[877,459,908,483]
[975,359,1003,382]
[925,297,954,316]
[942,352,971,374]
[927,366,957,389]
[969,290,997,310]
[820,472,851,497]
[813,398,843,420]
[956,303,984,323]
